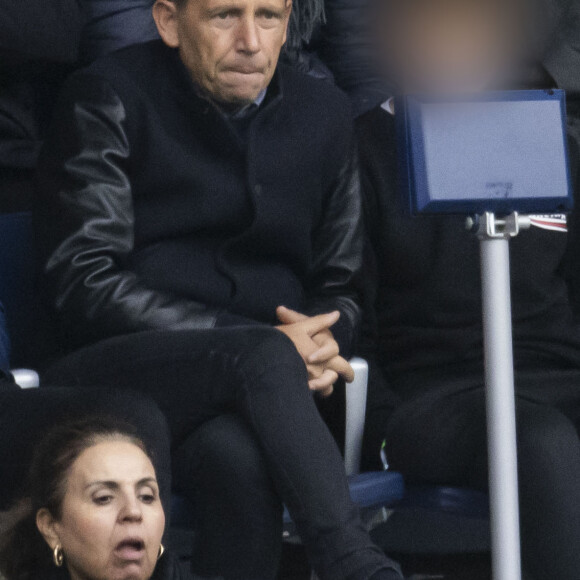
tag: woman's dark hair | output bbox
[0,416,152,580]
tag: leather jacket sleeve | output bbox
[303,140,364,358]
[36,74,223,348]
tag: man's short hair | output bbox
[163,0,324,51]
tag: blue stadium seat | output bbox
[280,471,406,529]
[400,485,489,520]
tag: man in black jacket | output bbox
[359,1,580,578]
[35,1,403,579]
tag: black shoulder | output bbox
[356,105,395,138]
[74,40,175,92]
[278,63,352,120]
[356,105,397,158]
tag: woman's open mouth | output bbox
[114,538,145,561]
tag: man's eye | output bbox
[217,11,233,19]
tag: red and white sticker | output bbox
[529,214,568,233]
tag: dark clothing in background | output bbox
[0,63,77,212]
[319,0,389,117]
[0,303,9,373]
[0,0,82,63]
[78,0,160,64]
[540,0,580,91]
[0,0,82,213]
[44,327,401,580]
[36,40,363,359]
[358,104,580,580]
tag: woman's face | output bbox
[38,439,165,580]
[376,0,522,94]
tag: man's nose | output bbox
[237,18,260,54]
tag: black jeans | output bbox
[173,414,283,579]
[45,327,402,580]
[370,366,580,580]
[0,384,172,513]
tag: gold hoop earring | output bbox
[53,545,64,567]
[157,544,165,560]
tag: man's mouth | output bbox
[226,67,264,75]
[114,538,145,561]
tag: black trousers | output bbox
[44,327,401,580]
[0,385,172,513]
[368,366,580,580]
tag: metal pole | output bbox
[480,233,522,580]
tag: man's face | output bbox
[156,0,291,106]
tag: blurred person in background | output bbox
[317,0,580,117]
[358,1,580,579]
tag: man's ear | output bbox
[153,0,181,48]
[282,0,293,45]
[36,508,61,551]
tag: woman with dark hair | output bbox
[0,416,189,580]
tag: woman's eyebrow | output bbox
[85,480,119,490]
[85,477,157,490]
[136,477,158,487]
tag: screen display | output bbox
[398,90,573,215]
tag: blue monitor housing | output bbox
[395,90,573,215]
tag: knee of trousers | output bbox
[235,326,307,382]
[185,415,278,502]
[516,404,579,474]
[101,389,171,440]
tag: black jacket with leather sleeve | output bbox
[35,40,363,356]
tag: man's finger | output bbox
[306,362,324,380]
[326,355,355,383]
[309,369,339,396]
[276,306,307,325]
[308,338,340,363]
[312,383,334,398]
[303,311,340,338]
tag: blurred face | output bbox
[376,0,523,94]
[38,440,165,580]
[154,0,292,106]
